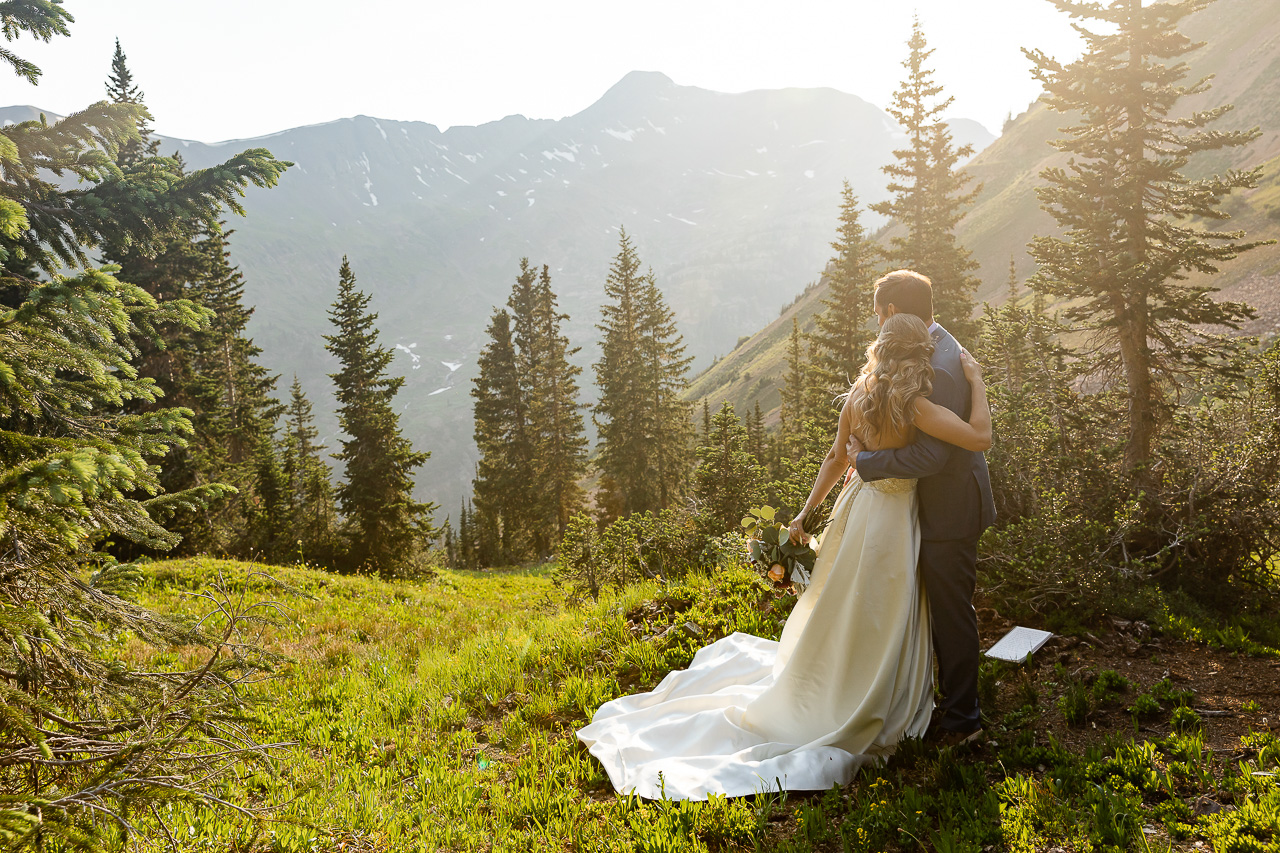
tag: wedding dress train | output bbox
[576,474,933,800]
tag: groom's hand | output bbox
[845,434,864,468]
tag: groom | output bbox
[847,269,995,744]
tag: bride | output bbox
[577,313,992,801]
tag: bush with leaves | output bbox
[978,294,1280,619]
[555,505,715,603]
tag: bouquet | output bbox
[741,505,829,588]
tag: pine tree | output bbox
[325,257,435,576]
[871,18,983,341]
[0,10,289,844]
[1024,0,1266,495]
[747,401,766,464]
[773,320,841,521]
[527,264,588,542]
[471,306,535,563]
[779,318,814,456]
[594,228,692,517]
[105,39,159,166]
[472,260,587,564]
[100,51,284,559]
[281,375,336,563]
[638,263,694,510]
[809,182,879,392]
[442,517,458,568]
[693,402,765,536]
[456,501,475,569]
[247,433,289,559]
[179,224,284,557]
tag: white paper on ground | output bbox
[984,626,1054,662]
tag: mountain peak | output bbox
[598,70,677,103]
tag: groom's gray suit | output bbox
[855,323,995,733]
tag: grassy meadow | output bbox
[119,558,1280,852]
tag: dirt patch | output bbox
[976,606,1280,750]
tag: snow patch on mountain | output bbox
[605,128,638,142]
[394,343,420,367]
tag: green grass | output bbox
[120,558,1280,852]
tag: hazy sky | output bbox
[9,1,1086,143]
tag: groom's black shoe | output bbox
[928,726,983,748]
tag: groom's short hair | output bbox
[874,270,933,322]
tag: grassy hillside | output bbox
[957,0,1280,315]
[118,558,1280,851]
[686,281,832,427]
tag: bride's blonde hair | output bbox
[847,313,935,441]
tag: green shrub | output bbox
[555,507,717,603]
[1091,670,1132,705]
[1171,706,1202,734]
[1058,678,1092,727]
[1128,693,1161,719]
[978,312,1280,619]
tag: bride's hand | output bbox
[788,513,809,545]
[960,348,984,384]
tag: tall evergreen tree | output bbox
[637,261,694,510]
[594,228,692,517]
[747,400,766,465]
[471,306,535,563]
[472,260,588,564]
[325,257,435,576]
[692,402,765,536]
[0,9,289,845]
[105,39,159,166]
[183,224,284,556]
[527,264,588,542]
[779,319,829,456]
[101,49,283,558]
[1025,0,1265,495]
[871,19,983,340]
[779,318,810,456]
[809,182,879,392]
[280,375,337,563]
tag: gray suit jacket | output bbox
[855,323,995,542]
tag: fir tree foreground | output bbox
[0,5,292,847]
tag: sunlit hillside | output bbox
[958,0,1280,328]
[692,0,1280,420]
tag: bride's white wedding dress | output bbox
[576,474,933,801]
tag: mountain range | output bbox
[3,73,996,516]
